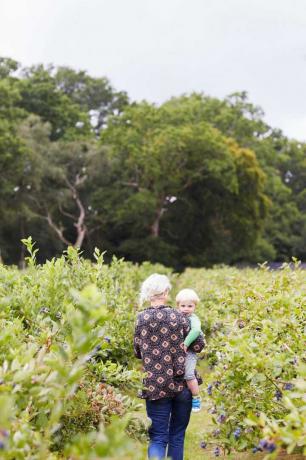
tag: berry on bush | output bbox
[258,439,276,453]
[214,446,220,457]
[207,384,213,395]
[274,389,282,401]
[200,441,207,449]
[217,414,226,424]
[233,427,241,439]
[267,442,276,453]
[259,439,268,449]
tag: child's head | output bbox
[139,273,172,306]
[176,288,200,316]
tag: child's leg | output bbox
[187,378,199,396]
[185,351,199,396]
[185,351,201,411]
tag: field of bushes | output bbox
[0,238,305,459]
[178,263,305,459]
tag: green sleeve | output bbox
[184,314,202,347]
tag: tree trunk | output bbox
[73,194,87,248]
[46,174,88,249]
[150,206,166,238]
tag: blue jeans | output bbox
[145,388,192,460]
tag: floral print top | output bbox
[134,305,204,400]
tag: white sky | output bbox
[1,0,306,140]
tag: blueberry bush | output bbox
[0,238,305,459]
[177,261,305,458]
[0,238,169,459]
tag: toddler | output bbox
[176,288,202,412]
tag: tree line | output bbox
[0,57,305,268]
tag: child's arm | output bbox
[184,314,202,348]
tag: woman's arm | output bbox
[181,314,190,337]
[133,319,142,359]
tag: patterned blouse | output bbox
[134,305,204,400]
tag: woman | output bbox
[134,273,204,460]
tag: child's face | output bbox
[178,301,196,316]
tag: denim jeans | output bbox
[145,388,192,460]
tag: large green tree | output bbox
[14,116,108,260]
[0,58,128,264]
[163,92,306,262]
[99,101,268,267]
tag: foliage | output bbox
[0,57,306,268]
[54,66,128,133]
[0,240,153,459]
[100,101,268,267]
[164,92,306,263]
[177,262,306,458]
[0,239,305,457]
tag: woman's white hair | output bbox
[139,273,172,305]
[175,288,200,304]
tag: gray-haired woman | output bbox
[134,274,204,460]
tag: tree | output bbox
[0,57,19,78]
[100,101,268,267]
[11,116,108,259]
[55,66,129,132]
[164,93,306,262]
[0,76,27,263]
[1,58,304,265]
[17,65,91,141]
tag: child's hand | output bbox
[183,344,188,353]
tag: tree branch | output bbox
[75,173,87,187]
[150,196,167,238]
[58,202,76,220]
[46,212,72,246]
[63,173,88,248]
[73,194,87,248]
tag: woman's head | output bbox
[139,273,172,306]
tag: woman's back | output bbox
[134,305,189,400]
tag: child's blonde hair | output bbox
[176,288,200,304]
[139,273,172,306]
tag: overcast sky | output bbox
[1,0,306,140]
